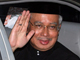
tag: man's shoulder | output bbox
[53,41,80,60]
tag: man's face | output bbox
[29,13,60,51]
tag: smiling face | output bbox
[29,13,60,51]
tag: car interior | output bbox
[0,1,80,60]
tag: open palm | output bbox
[8,10,34,51]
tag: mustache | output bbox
[37,37,52,41]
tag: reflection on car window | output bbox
[61,0,80,7]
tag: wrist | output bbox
[12,46,17,52]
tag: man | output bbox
[4,3,80,60]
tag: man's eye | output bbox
[35,25,42,28]
[50,26,56,29]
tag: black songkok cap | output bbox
[28,2,60,15]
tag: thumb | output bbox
[26,30,35,41]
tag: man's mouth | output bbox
[39,40,49,45]
[37,37,52,45]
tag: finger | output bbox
[25,13,30,27]
[24,10,30,20]
[21,10,30,26]
[19,10,26,24]
[22,10,30,27]
[26,30,35,41]
[21,13,30,32]
[4,15,11,25]
[18,11,27,31]
[18,10,30,32]
[12,16,21,32]
[14,16,21,27]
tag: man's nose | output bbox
[41,26,49,37]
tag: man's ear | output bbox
[58,24,61,31]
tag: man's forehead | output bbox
[30,13,59,18]
[30,13,59,24]
[31,13,59,15]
